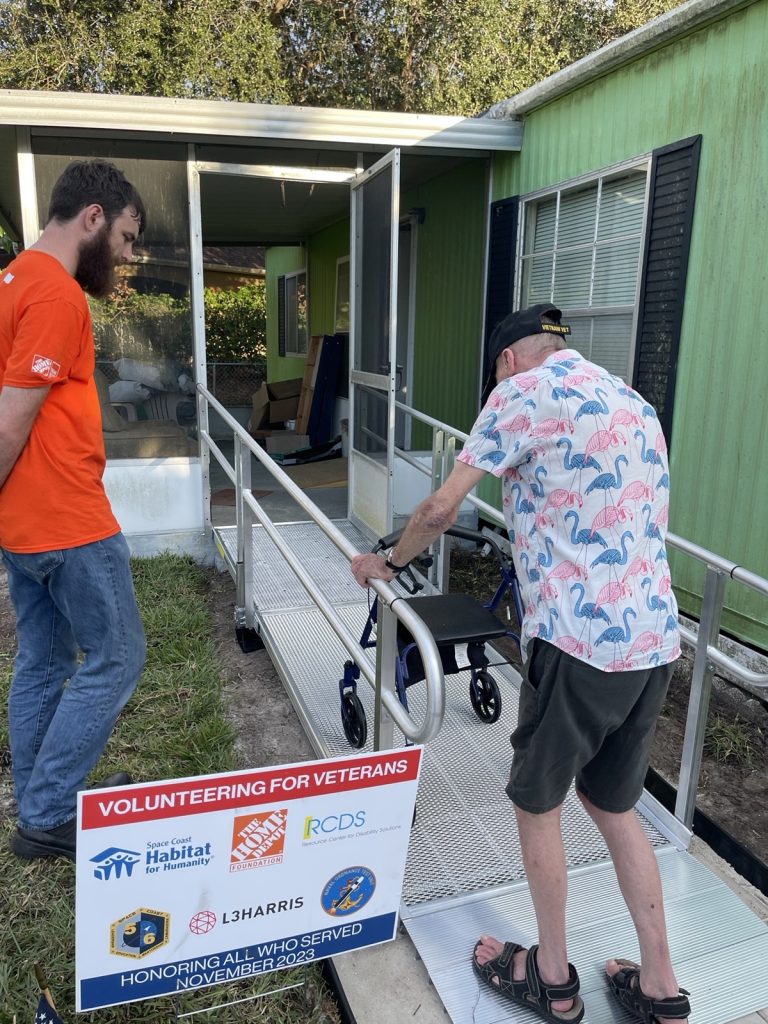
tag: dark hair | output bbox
[47,160,146,233]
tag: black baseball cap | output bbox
[481,303,571,404]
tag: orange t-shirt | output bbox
[0,250,119,552]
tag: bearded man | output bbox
[0,160,147,861]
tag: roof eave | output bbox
[0,90,523,153]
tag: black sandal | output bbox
[607,959,691,1022]
[472,940,585,1024]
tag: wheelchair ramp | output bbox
[214,521,768,1024]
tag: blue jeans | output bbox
[2,533,146,831]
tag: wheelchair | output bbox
[339,525,523,748]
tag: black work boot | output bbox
[12,818,76,861]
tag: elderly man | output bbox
[352,303,688,1024]
[0,160,147,862]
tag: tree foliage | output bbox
[0,0,684,115]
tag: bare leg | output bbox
[474,803,573,1012]
[579,791,688,1023]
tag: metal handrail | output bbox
[392,400,768,829]
[197,383,445,745]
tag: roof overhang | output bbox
[484,0,756,117]
[0,89,522,154]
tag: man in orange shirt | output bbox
[0,160,147,861]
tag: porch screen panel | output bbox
[33,138,197,456]
[355,163,392,378]
[353,161,393,456]
[518,167,647,381]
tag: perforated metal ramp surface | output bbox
[215,521,768,1023]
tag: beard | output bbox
[75,224,117,298]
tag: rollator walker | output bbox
[339,526,524,748]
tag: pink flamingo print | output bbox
[514,374,542,394]
[656,503,669,529]
[554,636,593,658]
[655,432,668,456]
[547,560,588,584]
[606,658,637,671]
[500,413,532,433]
[539,580,559,600]
[618,480,654,505]
[584,428,627,460]
[658,575,672,596]
[609,408,643,431]
[530,417,573,438]
[622,556,653,584]
[487,391,508,410]
[589,504,633,537]
[595,580,633,607]
[627,631,663,659]
[542,488,583,514]
[534,512,556,531]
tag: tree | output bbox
[0,0,291,101]
[0,0,684,114]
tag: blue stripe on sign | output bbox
[80,912,397,1010]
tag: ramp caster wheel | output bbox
[470,669,501,723]
[341,692,367,748]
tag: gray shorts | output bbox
[506,639,675,814]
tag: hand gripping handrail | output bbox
[197,383,445,744]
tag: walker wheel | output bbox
[341,691,368,748]
[470,670,501,723]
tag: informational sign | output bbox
[75,747,422,1011]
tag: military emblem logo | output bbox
[110,908,170,958]
[321,866,376,917]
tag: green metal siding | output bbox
[308,220,350,337]
[405,160,489,448]
[265,246,306,383]
[491,0,768,646]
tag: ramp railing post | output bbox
[233,434,248,632]
[374,601,398,751]
[675,566,727,828]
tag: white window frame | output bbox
[334,256,350,333]
[515,154,652,381]
[282,267,308,358]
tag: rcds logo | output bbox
[303,811,365,840]
[110,908,170,959]
[320,867,376,917]
[230,808,287,872]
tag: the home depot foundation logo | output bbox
[229,808,287,872]
[30,353,61,379]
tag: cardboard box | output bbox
[267,378,302,400]
[248,379,303,430]
[265,432,310,455]
[249,383,270,430]
[269,395,300,423]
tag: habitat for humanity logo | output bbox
[90,847,142,880]
[230,808,287,872]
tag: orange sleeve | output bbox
[3,299,86,388]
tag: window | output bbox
[517,164,649,380]
[278,269,308,357]
[334,257,350,332]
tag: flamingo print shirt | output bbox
[457,349,680,672]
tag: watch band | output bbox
[384,555,409,574]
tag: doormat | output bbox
[210,488,272,507]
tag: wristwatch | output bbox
[384,554,409,574]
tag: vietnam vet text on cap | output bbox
[481,303,571,404]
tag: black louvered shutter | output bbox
[483,196,519,385]
[632,136,701,446]
[277,275,287,357]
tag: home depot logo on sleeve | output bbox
[30,353,61,379]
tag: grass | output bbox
[704,713,759,769]
[0,554,337,1024]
